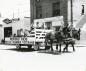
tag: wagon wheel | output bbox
[27,45,32,50]
[33,43,39,51]
[16,44,21,49]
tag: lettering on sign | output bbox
[7,37,35,44]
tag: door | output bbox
[4,27,12,38]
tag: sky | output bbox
[0,0,30,18]
[0,0,85,19]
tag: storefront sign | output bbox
[5,37,35,45]
[3,18,12,24]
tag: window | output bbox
[36,6,42,19]
[4,27,12,37]
[52,2,60,16]
[55,26,60,31]
[82,5,84,15]
[45,22,52,30]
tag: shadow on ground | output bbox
[38,50,73,55]
[1,48,73,54]
[2,48,35,52]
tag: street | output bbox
[0,43,86,71]
[0,0,86,71]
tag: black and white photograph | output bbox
[0,0,86,71]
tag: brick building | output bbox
[30,0,86,27]
[30,0,68,26]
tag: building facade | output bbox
[30,0,86,27]
[30,0,68,26]
[0,17,31,43]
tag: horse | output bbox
[45,31,55,51]
[63,38,76,52]
[45,27,80,52]
[63,28,80,52]
[55,31,65,52]
[45,30,65,52]
[72,29,80,40]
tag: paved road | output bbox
[0,44,86,71]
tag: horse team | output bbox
[45,26,80,52]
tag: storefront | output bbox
[0,17,31,43]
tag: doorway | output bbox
[4,27,12,38]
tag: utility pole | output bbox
[13,12,14,19]
[70,0,73,28]
[0,13,1,17]
[18,8,20,18]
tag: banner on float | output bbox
[5,37,35,45]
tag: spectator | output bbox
[62,26,70,38]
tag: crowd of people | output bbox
[13,29,30,37]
